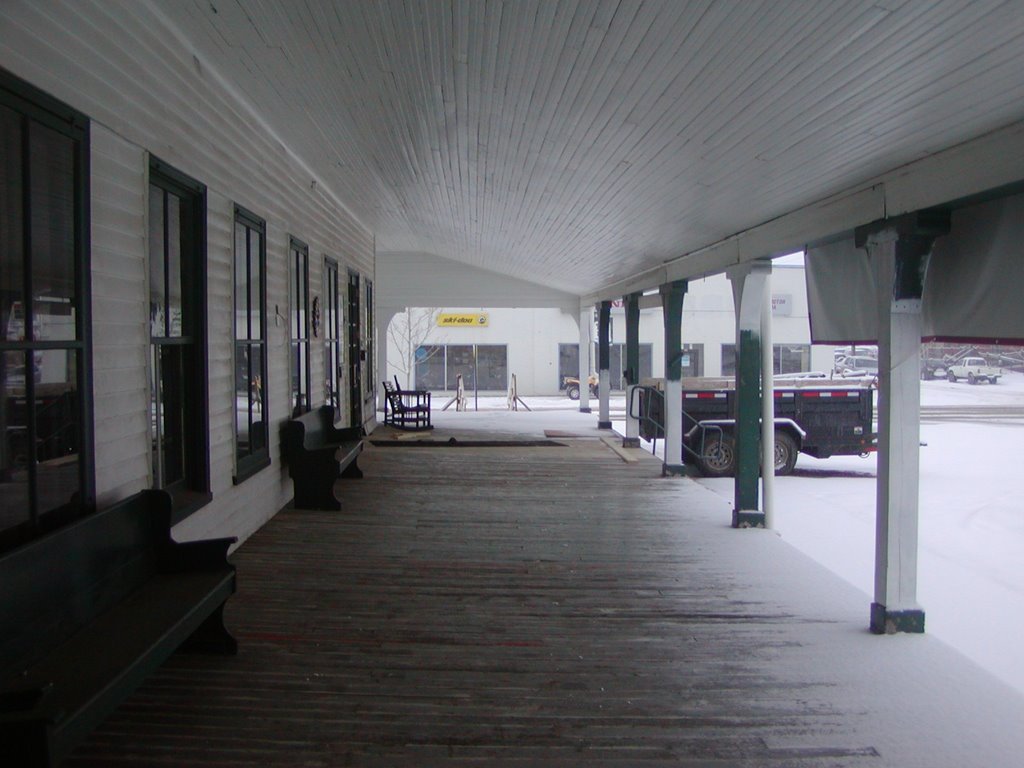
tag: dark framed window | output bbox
[776,344,810,374]
[323,257,344,421]
[414,344,445,390]
[678,343,704,377]
[414,344,508,391]
[446,345,475,389]
[477,344,508,390]
[722,343,810,376]
[233,206,268,482]
[149,159,209,520]
[0,72,93,553]
[558,343,652,390]
[289,237,310,416]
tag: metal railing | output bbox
[630,385,724,465]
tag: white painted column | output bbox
[377,305,400,411]
[578,305,593,413]
[869,230,924,633]
[858,211,947,633]
[660,281,687,475]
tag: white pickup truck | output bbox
[946,356,1002,384]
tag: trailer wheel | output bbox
[968,372,977,385]
[566,383,580,400]
[773,431,798,476]
[947,371,957,382]
[699,433,736,477]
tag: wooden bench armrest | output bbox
[161,537,237,573]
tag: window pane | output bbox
[30,123,76,325]
[291,341,309,417]
[639,343,653,382]
[234,223,247,341]
[0,350,31,535]
[149,185,165,337]
[250,344,265,452]
[235,343,250,459]
[167,193,182,337]
[680,344,703,377]
[776,344,810,374]
[721,344,736,377]
[559,344,578,389]
[159,345,185,487]
[477,345,507,390]
[447,345,475,390]
[610,345,623,389]
[35,349,79,516]
[415,345,445,390]
[1,105,24,339]
[250,230,262,341]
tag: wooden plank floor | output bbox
[67,440,883,766]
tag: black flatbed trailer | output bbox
[637,381,875,476]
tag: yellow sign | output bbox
[437,313,489,327]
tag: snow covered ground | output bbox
[695,371,1024,698]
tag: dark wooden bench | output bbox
[383,380,433,431]
[281,405,363,510]
[0,489,236,767]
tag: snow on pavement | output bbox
[697,371,1024,698]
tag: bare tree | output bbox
[388,307,445,389]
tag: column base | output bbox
[870,603,925,634]
[661,463,691,477]
[597,420,613,429]
[732,509,765,528]
[621,437,641,448]
[579,406,592,414]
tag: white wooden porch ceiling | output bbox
[162,0,1024,296]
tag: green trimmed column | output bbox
[727,265,770,528]
[660,280,688,476]
[578,305,593,413]
[856,211,949,634]
[622,292,642,448]
[597,301,612,429]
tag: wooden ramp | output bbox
[66,439,1024,766]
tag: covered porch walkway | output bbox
[69,413,1024,766]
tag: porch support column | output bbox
[727,264,771,528]
[377,306,400,412]
[856,211,949,634]
[578,304,593,413]
[660,280,688,475]
[597,301,612,429]
[622,292,642,448]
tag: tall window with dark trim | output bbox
[149,160,209,515]
[0,74,93,552]
[289,237,310,416]
[233,206,268,481]
[323,258,343,419]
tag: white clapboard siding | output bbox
[0,2,375,546]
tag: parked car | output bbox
[837,356,878,377]
[946,357,1001,384]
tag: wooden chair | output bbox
[383,380,432,431]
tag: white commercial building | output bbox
[384,261,833,396]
